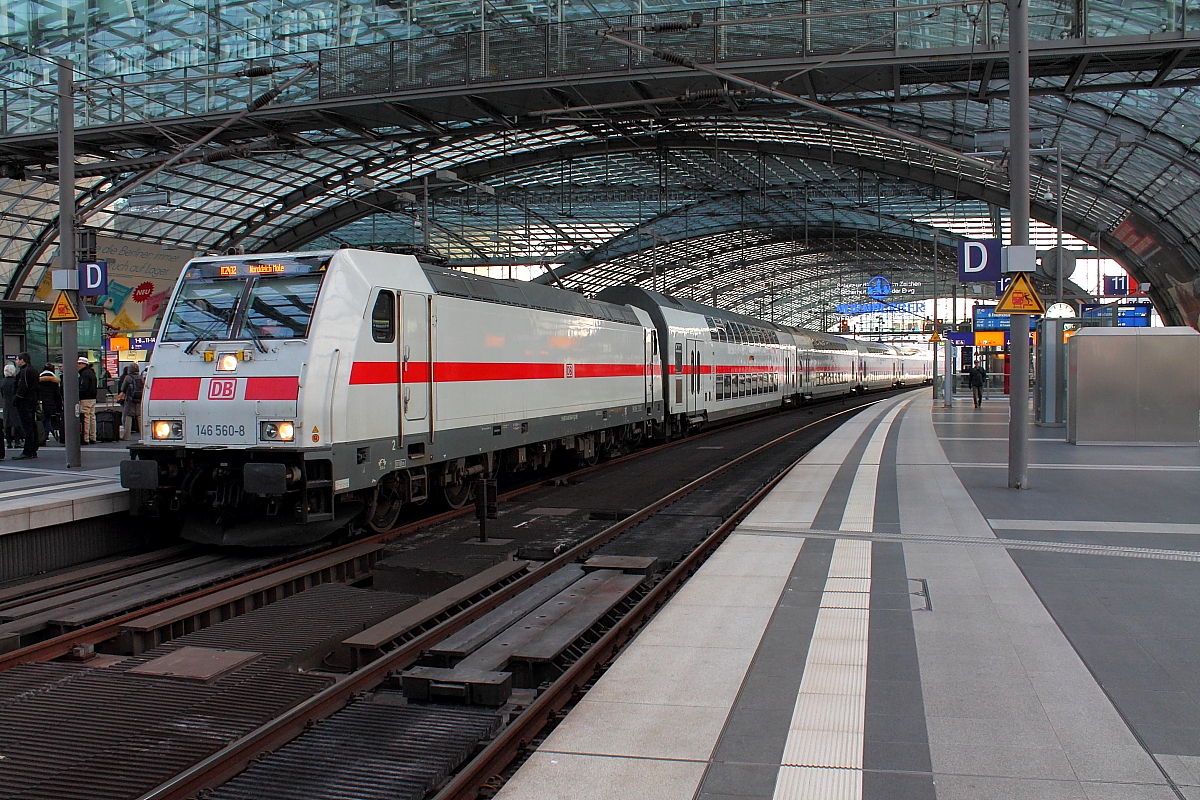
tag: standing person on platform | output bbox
[77,357,98,445]
[117,363,143,441]
[0,363,17,451]
[12,353,40,459]
[37,364,62,444]
[968,360,988,409]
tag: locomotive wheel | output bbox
[368,475,403,533]
[440,460,473,509]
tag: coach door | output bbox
[401,293,431,433]
[644,329,654,405]
[686,338,702,413]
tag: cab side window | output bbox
[371,290,395,343]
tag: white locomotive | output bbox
[120,249,930,546]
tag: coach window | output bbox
[371,290,395,343]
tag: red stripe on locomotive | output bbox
[149,377,202,400]
[244,376,300,400]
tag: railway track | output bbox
[0,389,898,672]
[138,391,912,800]
[0,388,916,800]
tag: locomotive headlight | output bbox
[151,420,183,440]
[259,421,296,442]
[216,352,239,372]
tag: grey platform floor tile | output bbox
[699,761,778,797]
[1052,738,1167,785]
[931,774,1089,800]
[725,669,809,713]
[538,699,729,761]
[921,678,1049,721]
[638,602,777,650]
[867,679,930,719]
[862,770,936,800]
[865,711,933,745]
[1079,782,1178,800]
[925,715,1064,750]
[928,740,1078,781]
[1104,688,1200,730]
[493,752,705,800]
[1156,753,1200,785]
[862,739,932,773]
[583,642,755,709]
[1133,725,1200,757]
[710,703,794,762]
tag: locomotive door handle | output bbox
[403,386,411,412]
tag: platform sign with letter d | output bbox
[957,239,1002,283]
[77,261,107,296]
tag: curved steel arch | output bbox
[543,188,966,283]
[248,132,1191,315]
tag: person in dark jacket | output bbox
[117,363,143,441]
[0,362,17,450]
[37,364,62,443]
[12,353,40,459]
[77,357,98,445]
[967,361,988,409]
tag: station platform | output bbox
[496,390,1200,800]
[0,442,128,530]
[0,441,133,581]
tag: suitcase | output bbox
[95,409,120,442]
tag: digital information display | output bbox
[185,256,329,280]
[1081,302,1152,327]
[973,305,1039,332]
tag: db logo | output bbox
[208,378,237,400]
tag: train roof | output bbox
[419,264,643,326]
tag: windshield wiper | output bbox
[249,330,269,354]
[184,318,231,354]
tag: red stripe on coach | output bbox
[245,376,299,400]
[573,363,645,378]
[435,362,564,382]
[148,377,201,400]
[349,361,648,384]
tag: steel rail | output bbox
[136,396,888,800]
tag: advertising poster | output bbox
[35,236,192,336]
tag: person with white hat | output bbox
[77,356,98,445]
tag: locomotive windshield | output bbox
[160,255,329,343]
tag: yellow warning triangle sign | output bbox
[993,272,1046,315]
[929,332,942,343]
[48,291,79,322]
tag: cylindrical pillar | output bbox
[59,59,82,469]
[1008,0,1031,489]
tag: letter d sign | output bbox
[956,239,1002,283]
[77,261,108,295]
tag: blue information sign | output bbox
[974,305,1039,331]
[1080,302,1152,326]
